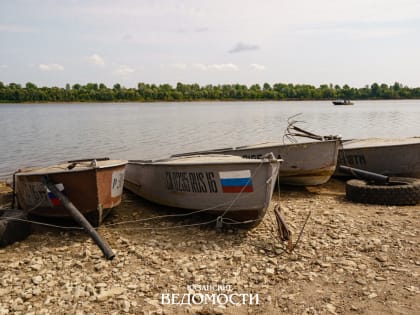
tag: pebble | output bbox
[325,303,337,314]
[0,183,418,314]
[31,276,43,285]
[375,255,388,263]
[368,293,378,299]
[96,287,125,301]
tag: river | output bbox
[0,100,419,178]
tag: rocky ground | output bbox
[0,179,419,315]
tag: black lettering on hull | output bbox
[241,153,282,160]
[165,171,218,193]
[339,154,367,166]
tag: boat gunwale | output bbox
[341,138,420,150]
[171,138,341,157]
[128,156,282,166]
[15,160,128,176]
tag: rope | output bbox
[216,161,265,220]
[259,170,283,243]
[0,214,219,231]
[0,215,83,230]
[289,210,311,253]
[215,154,279,226]
[106,218,218,231]
[103,198,250,228]
[261,184,283,242]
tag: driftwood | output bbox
[273,204,293,251]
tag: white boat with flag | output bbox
[124,154,281,227]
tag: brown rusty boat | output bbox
[14,158,127,226]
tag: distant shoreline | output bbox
[1,82,419,103]
[1,98,420,105]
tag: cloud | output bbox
[170,63,187,70]
[192,63,208,71]
[250,63,266,71]
[114,65,135,75]
[192,63,239,71]
[209,63,238,70]
[88,54,105,66]
[229,42,260,53]
[39,64,64,71]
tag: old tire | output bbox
[0,210,31,247]
[346,177,420,205]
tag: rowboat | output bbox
[124,154,280,226]
[333,99,354,105]
[172,139,341,186]
[14,158,127,226]
[336,137,420,178]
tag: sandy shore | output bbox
[0,179,419,314]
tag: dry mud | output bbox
[0,179,419,314]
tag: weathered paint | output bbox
[336,137,420,177]
[15,160,127,224]
[172,139,340,186]
[124,155,280,225]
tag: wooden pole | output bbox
[42,176,115,260]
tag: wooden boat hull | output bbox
[335,138,420,178]
[124,155,280,225]
[15,159,127,225]
[172,140,340,186]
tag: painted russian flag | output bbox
[219,170,253,193]
[47,183,65,206]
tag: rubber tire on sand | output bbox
[0,210,31,247]
[346,177,420,206]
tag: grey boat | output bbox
[336,137,420,177]
[172,139,340,186]
[124,154,280,226]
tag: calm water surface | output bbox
[0,100,419,178]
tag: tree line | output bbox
[1,81,419,103]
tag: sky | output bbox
[1,0,420,88]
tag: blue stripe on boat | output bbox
[221,178,252,187]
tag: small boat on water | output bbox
[172,139,341,186]
[124,154,280,226]
[14,158,127,226]
[333,100,354,105]
[335,137,420,178]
